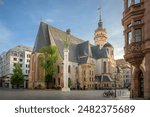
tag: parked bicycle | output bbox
[103,90,115,97]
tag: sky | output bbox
[0,0,124,59]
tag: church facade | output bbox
[28,17,122,90]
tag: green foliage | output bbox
[39,45,59,82]
[68,77,72,88]
[11,63,24,88]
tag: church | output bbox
[28,15,122,90]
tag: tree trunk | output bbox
[46,81,49,89]
[17,84,19,88]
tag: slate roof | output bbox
[104,42,113,48]
[95,75,114,82]
[33,22,113,63]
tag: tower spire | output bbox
[94,7,107,46]
[98,7,103,28]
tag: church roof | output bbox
[91,45,109,59]
[33,22,111,63]
[77,41,93,57]
[103,42,113,48]
[95,75,114,82]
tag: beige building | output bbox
[28,16,119,90]
[116,59,131,88]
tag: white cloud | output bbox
[44,18,54,23]
[114,43,124,59]
[0,0,4,5]
[107,24,124,59]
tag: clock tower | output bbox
[94,8,107,47]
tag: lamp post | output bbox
[115,66,120,98]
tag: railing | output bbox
[125,42,143,55]
[124,41,144,65]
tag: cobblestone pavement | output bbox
[0,88,130,100]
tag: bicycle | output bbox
[103,90,115,97]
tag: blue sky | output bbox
[0,0,124,59]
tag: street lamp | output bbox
[115,66,120,98]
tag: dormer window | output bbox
[107,48,109,55]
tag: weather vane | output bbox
[98,7,102,20]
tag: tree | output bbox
[11,63,24,88]
[39,45,59,89]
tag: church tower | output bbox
[94,8,107,47]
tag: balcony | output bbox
[124,42,144,66]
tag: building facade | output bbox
[0,45,32,88]
[122,0,150,99]
[116,59,131,88]
[29,17,123,90]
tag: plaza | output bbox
[0,88,129,100]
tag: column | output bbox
[131,19,135,43]
[62,49,70,92]
[124,0,128,10]
[144,53,150,99]
[131,66,140,98]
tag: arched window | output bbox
[68,65,71,73]
[104,61,107,73]
[111,50,113,56]
[57,66,60,73]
